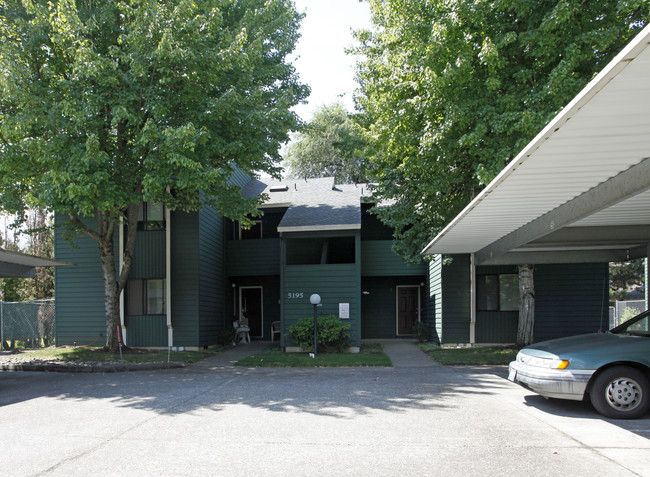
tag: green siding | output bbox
[226,239,281,276]
[55,214,114,346]
[475,311,517,343]
[171,210,200,347]
[129,230,165,278]
[361,277,425,339]
[125,315,167,347]
[283,263,361,347]
[441,254,471,343]
[534,263,609,342]
[361,241,427,276]
[198,206,225,347]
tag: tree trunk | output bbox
[516,264,535,347]
[70,204,139,352]
[99,238,122,352]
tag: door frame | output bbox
[239,286,264,338]
[395,285,421,336]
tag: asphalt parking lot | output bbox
[1,350,649,476]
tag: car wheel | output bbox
[589,366,650,419]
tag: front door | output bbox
[240,287,263,338]
[397,286,419,335]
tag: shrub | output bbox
[414,321,430,343]
[288,315,351,352]
[218,324,237,346]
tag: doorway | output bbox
[239,286,263,338]
[396,285,420,335]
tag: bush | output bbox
[414,321,430,343]
[218,324,237,346]
[288,315,351,353]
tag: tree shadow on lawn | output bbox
[0,365,512,419]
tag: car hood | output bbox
[520,332,650,369]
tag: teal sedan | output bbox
[508,310,650,419]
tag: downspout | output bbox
[470,253,476,345]
[166,205,173,348]
[119,219,126,345]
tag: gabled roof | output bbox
[242,177,372,232]
[0,248,71,278]
[422,24,650,265]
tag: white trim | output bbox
[278,224,361,233]
[239,286,264,338]
[396,285,421,336]
[258,202,291,209]
[119,219,126,345]
[469,254,476,345]
[165,205,173,347]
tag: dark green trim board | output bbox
[129,230,165,279]
[125,315,167,347]
[361,241,427,276]
[170,210,200,347]
[226,239,281,276]
[533,262,609,342]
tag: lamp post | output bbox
[310,294,321,357]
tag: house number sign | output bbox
[287,292,304,299]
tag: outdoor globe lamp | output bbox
[310,294,321,356]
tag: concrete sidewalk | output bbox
[373,339,440,367]
[190,341,271,370]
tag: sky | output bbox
[290,0,372,122]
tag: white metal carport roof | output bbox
[0,248,71,278]
[422,23,650,266]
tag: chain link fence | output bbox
[1,299,55,350]
[610,299,647,329]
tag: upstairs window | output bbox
[127,279,165,315]
[477,274,519,311]
[138,202,165,231]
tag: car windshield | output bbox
[610,310,650,337]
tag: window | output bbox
[238,221,262,240]
[477,274,519,311]
[127,279,165,315]
[138,202,165,231]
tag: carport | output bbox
[0,248,69,279]
[422,23,650,302]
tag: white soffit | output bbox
[422,23,650,256]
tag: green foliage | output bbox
[609,259,645,301]
[620,307,639,324]
[353,0,650,261]
[236,343,392,367]
[418,344,519,365]
[284,102,370,183]
[0,0,308,348]
[218,325,237,346]
[414,321,430,343]
[13,346,220,364]
[288,314,351,353]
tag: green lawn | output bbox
[236,342,392,367]
[419,344,519,365]
[14,346,223,364]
